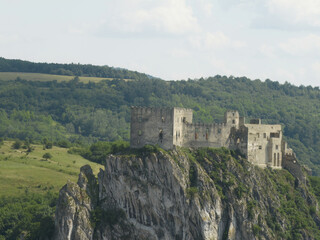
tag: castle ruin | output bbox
[130,107,295,169]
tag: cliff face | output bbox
[54,147,320,240]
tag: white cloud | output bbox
[279,34,320,56]
[0,34,19,44]
[199,0,214,16]
[311,61,320,77]
[189,32,245,50]
[264,0,320,28]
[102,0,200,36]
[210,58,228,73]
[259,44,276,58]
[170,48,191,58]
[274,68,296,83]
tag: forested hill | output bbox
[0,68,319,174]
[0,57,152,80]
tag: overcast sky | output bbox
[1,0,320,87]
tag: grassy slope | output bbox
[0,141,102,197]
[0,72,113,83]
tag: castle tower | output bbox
[224,111,240,129]
[130,107,193,150]
[130,107,175,149]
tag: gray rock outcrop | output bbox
[54,148,320,240]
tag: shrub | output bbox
[247,200,256,219]
[252,224,261,236]
[43,153,53,160]
[187,187,198,198]
[81,141,129,164]
[42,138,53,149]
[12,140,22,149]
[56,140,72,148]
[140,144,161,154]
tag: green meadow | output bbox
[0,72,113,83]
[0,141,103,197]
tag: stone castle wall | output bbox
[130,107,175,149]
[130,107,291,169]
[245,124,282,168]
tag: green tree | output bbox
[42,153,52,160]
[12,140,22,149]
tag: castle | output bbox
[130,107,295,169]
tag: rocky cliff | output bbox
[54,147,320,240]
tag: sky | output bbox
[1,0,320,87]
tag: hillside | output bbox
[0,72,319,174]
[0,57,152,80]
[0,72,114,83]
[0,141,102,197]
[54,147,320,240]
[0,141,103,240]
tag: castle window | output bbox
[183,117,186,123]
[257,133,260,138]
[233,112,235,116]
[159,129,163,142]
[232,120,235,124]
[277,153,280,161]
[274,153,276,164]
[138,130,142,136]
[218,129,221,134]
[195,132,198,140]
[276,145,279,150]
[259,146,262,150]
[264,133,267,138]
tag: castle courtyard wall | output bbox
[181,123,231,148]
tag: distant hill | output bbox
[0,57,153,80]
[0,58,319,175]
[0,72,114,83]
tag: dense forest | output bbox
[0,58,319,175]
[0,57,152,80]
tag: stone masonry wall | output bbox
[130,107,289,170]
[130,107,174,149]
